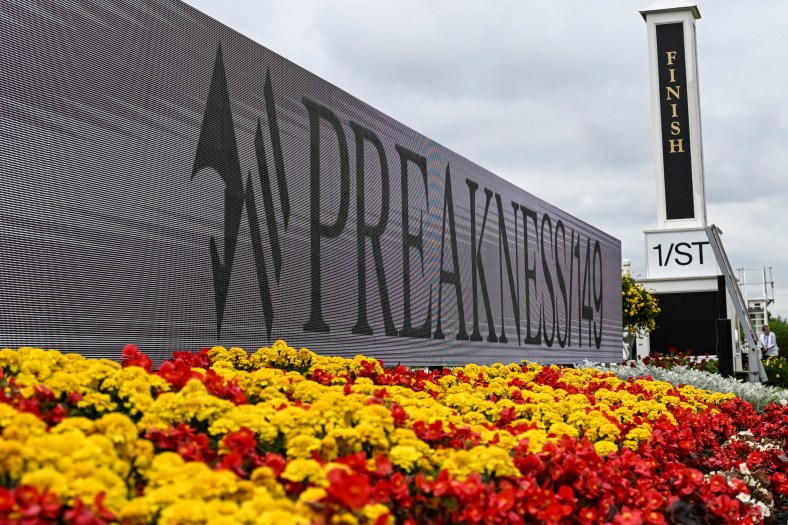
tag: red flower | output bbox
[145,423,216,463]
[374,513,392,525]
[556,485,575,503]
[489,487,516,514]
[634,488,665,511]
[62,494,115,525]
[121,344,152,372]
[92,493,116,522]
[705,494,744,520]
[326,468,371,510]
[13,486,62,520]
[387,472,410,501]
[262,452,287,477]
[33,385,56,402]
[577,506,603,524]
[336,452,370,475]
[390,403,409,426]
[169,349,211,368]
[707,474,728,494]
[613,507,644,525]
[643,510,668,525]
[539,499,573,525]
[0,488,13,513]
[498,406,517,425]
[431,469,452,497]
[460,502,483,523]
[413,420,445,442]
[219,452,246,477]
[374,454,393,477]
[202,369,247,405]
[672,468,704,496]
[156,359,198,390]
[221,427,257,456]
[67,391,84,404]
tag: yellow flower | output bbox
[132,439,155,473]
[297,486,327,511]
[286,434,322,460]
[0,348,22,372]
[0,403,20,429]
[389,445,422,472]
[24,430,83,472]
[439,446,519,479]
[331,512,360,525]
[77,392,118,413]
[67,465,129,513]
[281,459,326,485]
[138,380,235,429]
[258,509,311,525]
[598,423,621,439]
[472,446,520,478]
[3,412,47,441]
[0,440,26,477]
[191,468,240,500]
[118,498,155,525]
[203,500,243,525]
[623,425,652,451]
[362,504,394,525]
[93,413,139,454]
[520,429,547,454]
[594,441,618,456]
[209,404,279,444]
[548,422,580,439]
[319,435,339,461]
[51,417,95,435]
[158,499,209,525]
[20,467,69,494]
[250,467,283,494]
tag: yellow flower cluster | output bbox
[0,406,149,515]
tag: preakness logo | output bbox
[192,45,288,340]
[192,45,608,350]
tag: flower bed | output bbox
[595,360,788,412]
[1,341,787,524]
[639,347,720,374]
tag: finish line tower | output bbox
[636,1,765,381]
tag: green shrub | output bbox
[763,355,788,388]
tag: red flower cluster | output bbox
[124,345,247,405]
[145,423,217,464]
[0,371,68,426]
[0,487,113,525]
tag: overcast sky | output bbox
[184,0,788,320]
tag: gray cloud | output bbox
[186,0,788,319]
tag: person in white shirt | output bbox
[760,324,779,358]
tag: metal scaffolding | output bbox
[737,267,775,336]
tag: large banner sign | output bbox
[0,0,621,365]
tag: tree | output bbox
[622,272,660,336]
